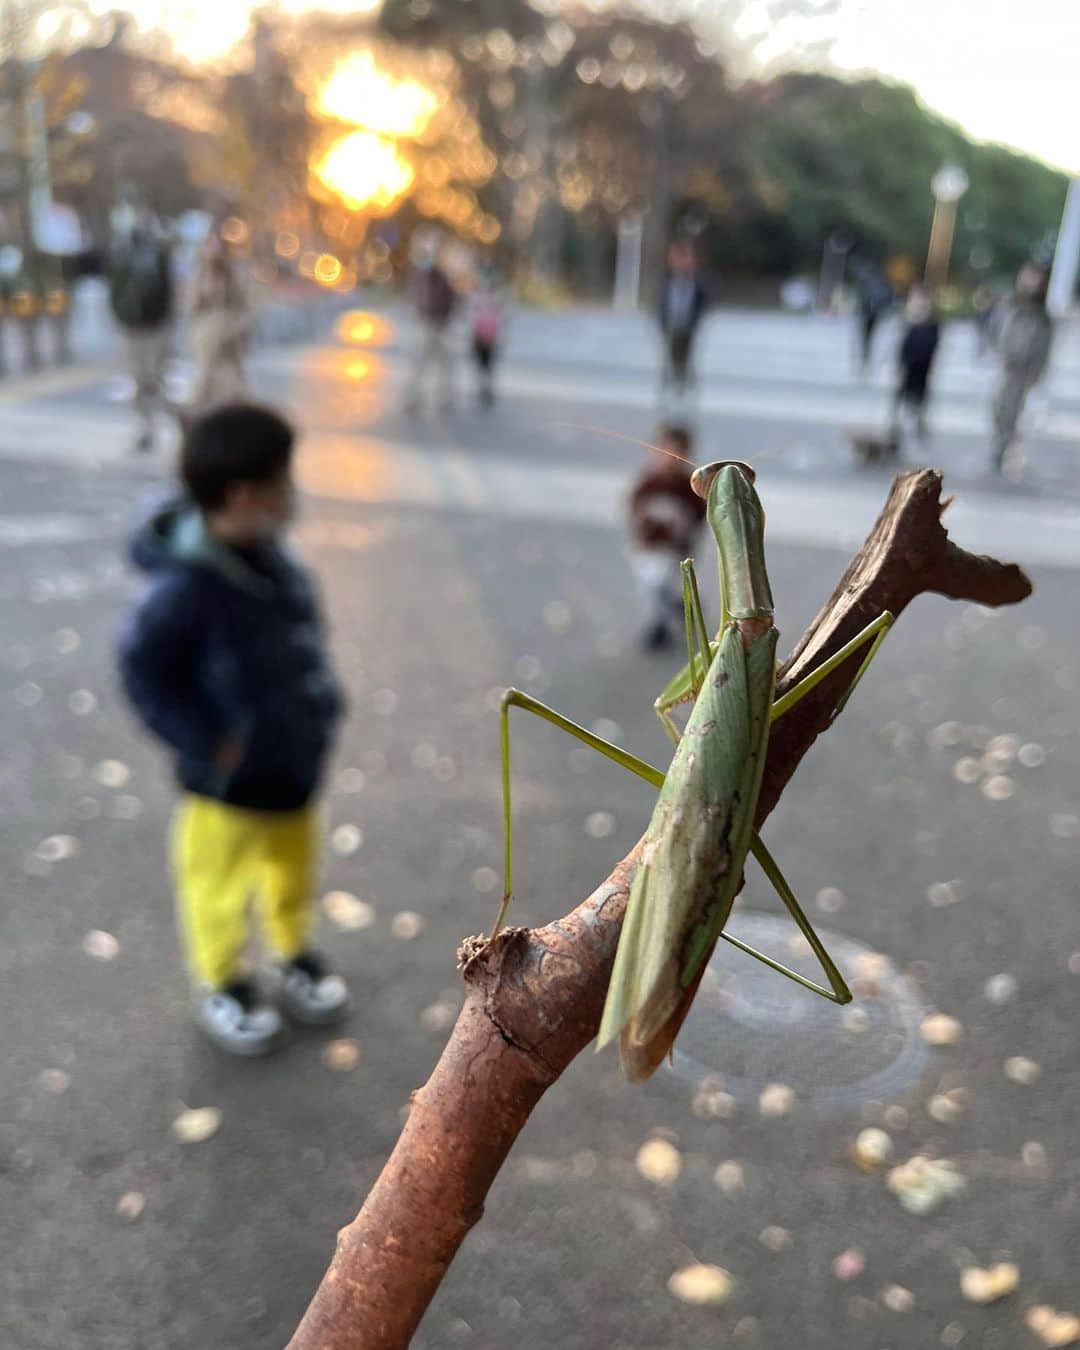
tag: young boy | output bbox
[119,403,347,1055]
[627,423,706,652]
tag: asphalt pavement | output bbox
[1,304,1078,1350]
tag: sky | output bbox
[90,0,1080,176]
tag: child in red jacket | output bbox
[627,423,706,652]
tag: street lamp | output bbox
[925,163,969,288]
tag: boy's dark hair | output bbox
[656,422,692,456]
[180,403,294,511]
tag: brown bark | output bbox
[289,470,1031,1350]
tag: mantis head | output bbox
[690,460,757,501]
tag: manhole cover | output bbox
[672,912,930,1113]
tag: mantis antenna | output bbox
[552,421,782,479]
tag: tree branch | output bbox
[288,470,1032,1350]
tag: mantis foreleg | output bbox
[654,557,717,747]
[770,610,894,723]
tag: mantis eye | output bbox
[690,460,757,499]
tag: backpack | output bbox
[109,234,173,329]
[472,297,500,343]
[416,266,455,324]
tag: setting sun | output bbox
[316,50,438,139]
[313,130,415,213]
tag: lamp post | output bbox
[1047,177,1080,317]
[925,163,969,289]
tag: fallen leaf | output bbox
[759,1226,791,1252]
[921,1013,964,1046]
[391,910,425,940]
[952,756,981,784]
[832,1248,865,1281]
[585,811,615,839]
[172,1107,222,1143]
[759,1082,796,1117]
[1004,1055,1040,1085]
[470,867,497,894]
[852,1127,893,1170]
[692,1088,735,1120]
[330,824,363,856]
[34,834,80,863]
[882,1284,915,1313]
[635,1138,681,1186]
[323,1039,360,1072]
[667,1263,733,1306]
[983,972,1017,1004]
[94,759,130,788]
[816,886,846,912]
[82,929,119,961]
[886,1155,964,1214]
[322,890,375,931]
[1021,1140,1048,1171]
[115,1191,145,1222]
[420,998,459,1034]
[960,1263,1018,1305]
[714,1160,745,1194]
[1026,1308,1080,1347]
[927,1090,968,1125]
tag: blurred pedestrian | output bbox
[972,283,998,357]
[106,207,175,452]
[627,423,707,652]
[852,258,893,371]
[468,257,504,409]
[405,233,458,412]
[118,404,348,1055]
[186,228,251,417]
[658,239,709,400]
[987,263,1053,472]
[891,284,940,443]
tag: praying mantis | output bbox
[492,457,895,1081]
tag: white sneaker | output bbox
[196,981,284,1056]
[273,952,350,1027]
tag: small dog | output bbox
[849,431,900,466]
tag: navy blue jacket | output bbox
[118,500,344,811]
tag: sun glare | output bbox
[313,130,415,212]
[316,51,438,139]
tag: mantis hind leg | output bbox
[494,689,665,936]
[653,557,717,747]
[770,610,894,723]
[718,834,852,1004]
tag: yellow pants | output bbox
[171,795,318,989]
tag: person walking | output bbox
[118,403,348,1054]
[891,284,941,444]
[404,234,458,412]
[987,263,1053,472]
[186,228,251,417]
[852,258,894,372]
[657,239,709,400]
[106,208,175,452]
[468,258,503,408]
[627,422,707,651]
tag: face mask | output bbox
[255,486,297,539]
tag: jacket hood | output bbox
[129,496,274,595]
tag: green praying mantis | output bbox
[492,457,894,1081]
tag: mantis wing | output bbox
[598,624,777,1080]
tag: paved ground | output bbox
[1,306,1078,1349]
